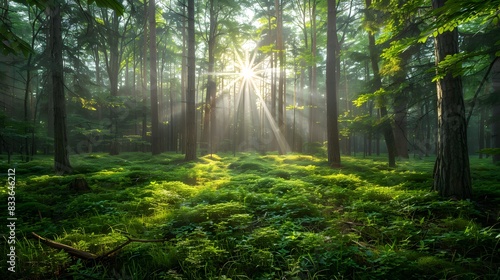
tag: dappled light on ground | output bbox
[0,152,499,279]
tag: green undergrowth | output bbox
[0,152,499,279]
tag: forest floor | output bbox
[0,152,499,279]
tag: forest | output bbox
[1,0,500,279]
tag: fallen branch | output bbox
[32,232,98,260]
[32,232,169,261]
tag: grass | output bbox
[0,152,499,279]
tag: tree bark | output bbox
[308,0,318,144]
[491,58,500,163]
[185,0,197,161]
[432,0,472,199]
[141,0,148,152]
[49,2,71,174]
[275,0,286,154]
[478,104,485,159]
[149,0,160,155]
[103,11,121,155]
[180,3,187,153]
[326,0,341,167]
[393,93,409,158]
[201,0,218,154]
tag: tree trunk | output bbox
[491,58,500,163]
[308,0,318,144]
[24,49,33,162]
[104,11,121,155]
[180,3,187,153]
[276,0,286,154]
[326,0,341,167]
[149,0,160,155]
[393,93,409,158]
[478,104,485,159]
[49,3,71,174]
[141,0,148,152]
[365,0,397,167]
[392,49,413,159]
[432,0,472,199]
[185,0,197,161]
[202,0,218,154]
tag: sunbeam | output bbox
[208,45,290,154]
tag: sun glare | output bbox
[241,66,254,80]
[205,44,290,154]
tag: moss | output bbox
[3,152,499,279]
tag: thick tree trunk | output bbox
[326,0,341,167]
[49,3,71,174]
[149,0,160,155]
[185,0,197,161]
[432,0,472,199]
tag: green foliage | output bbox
[0,26,33,57]
[1,153,499,279]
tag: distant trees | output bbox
[1,0,499,185]
[363,0,397,168]
[200,0,241,155]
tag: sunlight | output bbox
[240,65,255,80]
[207,43,291,154]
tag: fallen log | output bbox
[32,232,169,261]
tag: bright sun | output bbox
[241,66,254,80]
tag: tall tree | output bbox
[364,0,397,167]
[200,0,219,154]
[101,9,122,155]
[432,0,471,199]
[492,59,500,163]
[326,0,340,167]
[275,0,286,154]
[199,0,240,154]
[149,0,160,155]
[308,0,318,144]
[49,1,71,174]
[185,0,197,161]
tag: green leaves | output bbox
[88,0,125,16]
[420,0,500,43]
[353,88,390,107]
[1,0,125,57]
[0,27,34,57]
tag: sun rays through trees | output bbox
[2,4,500,278]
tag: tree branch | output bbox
[32,232,170,261]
